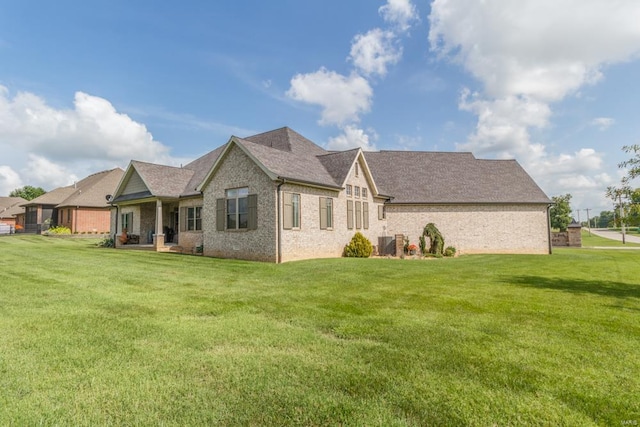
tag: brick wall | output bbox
[385,204,550,254]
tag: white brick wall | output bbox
[386,204,550,254]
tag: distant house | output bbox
[110,127,551,261]
[0,197,27,230]
[22,168,124,234]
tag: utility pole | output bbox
[584,208,591,236]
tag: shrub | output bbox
[97,237,115,248]
[444,246,457,257]
[46,226,71,235]
[344,232,373,258]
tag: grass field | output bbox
[581,230,640,247]
[1,235,639,425]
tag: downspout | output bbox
[276,179,286,263]
[547,204,553,254]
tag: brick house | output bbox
[22,168,124,234]
[110,127,551,261]
[0,197,27,230]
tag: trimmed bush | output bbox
[46,226,71,235]
[444,246,457,257]
[344,232,373,258]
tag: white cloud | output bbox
[0,86,174,193]
[327,125,377,151]
[0,165,22,196]
[349,29,402,77]
[590,117,615,131]
[286,68,373,126]
[379,0,419,32]
[429,0,640,212]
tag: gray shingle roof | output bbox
[318,149,360,186]
[112,126,550,206]
[131,161,194,198]
[181,145,226,197]
[365,151,550,204]
[235,137,341,189]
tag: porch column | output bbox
[154,199,165,250]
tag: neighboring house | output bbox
[22,168,124,234]
[110,127,551,262]
[0,197,27,230]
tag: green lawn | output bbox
[1,235,639,426]
[581,230,640,247]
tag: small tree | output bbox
[9,185,46,200]
[343,232,373,258]
[550,194,572,231]
[421,223,445,256]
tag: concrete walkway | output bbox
[585,228,640,248]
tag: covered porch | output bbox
[116,198,180,251]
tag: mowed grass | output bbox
[581,230,640,247]
[0,236,638,426]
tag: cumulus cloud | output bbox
[379,0,419,32]
[0,165,22,196]
[286,68,373,126]
[349,29,402,77]
[327,125,378,151]
[428,0,640,210]
[0,86,173,192]
[287,0,417,145]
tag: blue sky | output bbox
[2,0,640,216]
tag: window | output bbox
[186,207,202,231]
[319,197,333,229]
[346,185,352,197]
[362,188,368,199]
[355,163,359,177]
[121,212,132,232]
[226,187,249,229]
[378,205,386,220]
[217,189,257,231]
[67,209,71,223]
[284,193,300,229]
[355,201,362,229]
[354,186,360,198]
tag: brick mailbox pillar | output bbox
[567,221,582,247]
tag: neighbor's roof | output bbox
[0,196,27,218]
[365,151,551,204]
[24,168,125,208]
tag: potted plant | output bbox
[407,243,418,255]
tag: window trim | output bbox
[226,187,249,230]
[346,184,352,197]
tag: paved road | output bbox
[588,228,640,244]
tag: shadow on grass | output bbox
[504,276,640,300]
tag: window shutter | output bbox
[355,201,362,229]
[378,205,384,220]
[347,200,354,229]
[319,197,327,229]
[283,192,293,230]
[216,198,225,231]
[248,194,258,230]
[363,202,369,229]
[180,207,187,232]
